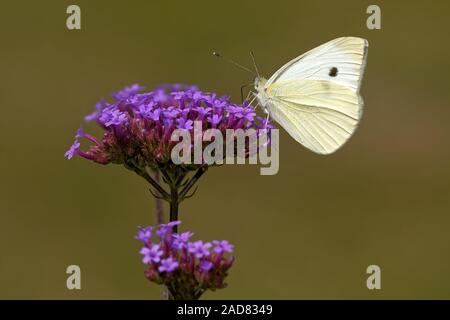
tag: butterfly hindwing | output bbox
[266,79,361,154]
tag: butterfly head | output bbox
[254,76,267,93]
[254,77,271,115]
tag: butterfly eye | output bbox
[329,67,338,77]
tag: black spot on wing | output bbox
[329,67,338,77]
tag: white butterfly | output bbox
[253,37,368,154]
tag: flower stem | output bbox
[179,166,207,199]
[169,184,179,233]
[167,167,207,234]
[153,170,169,300]
[153,171,164,224]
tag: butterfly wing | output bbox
[266,80,361,154]
[267,37,368,91]
[264,37,368,154]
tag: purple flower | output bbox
[192,91,207,100]
[172,231,194,250]
[84,112,98,123]
[156,226,169,240]
[158,257,179,273]
[243,109,257,122]
[207,114,222,127]
[174,231,193,242]
[167,220,182,228]
[228,105,244,117]
[101,108,128,127]
[148,108,161,121]
[199,260,213,271]
[176,118,194,130]
[195,106,211,119]
[112,83,144,101]
[64,140,80,159]
[152,89,168,103]
[65,83,273,168]
[163,107,180,119]
[84,100,109,122]
[212,240,234,254]
[156,220,181,240]
[135,226,152,242]
[188,240,212,259]
[138,103,155,118]
[140,244,163,264]
[137,221,234,299]
[75,126,85,139]
[172,91,186,100]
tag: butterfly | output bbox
[252,37,368,154]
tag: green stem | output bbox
[154,171,165,224]
[179,166,207,199]
[169,184,179,233]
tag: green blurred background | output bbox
[1,0,449,299]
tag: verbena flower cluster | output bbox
[65,83,272,171]
[136,221,234,300]
[64,83,265,299]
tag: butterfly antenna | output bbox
[212,52,256,76]
[250,51,261,78]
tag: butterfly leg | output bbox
[245,91,258,109]
[249,96,257,108]
[243,90,254,102]
[240,84,246,103]
[263,109,270,129]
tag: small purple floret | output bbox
[158,257,179,273]
[135,220,234,299]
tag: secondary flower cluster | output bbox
[65,83,272,171]
[136,221,234,300]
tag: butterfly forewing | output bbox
[267,37,368,91]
